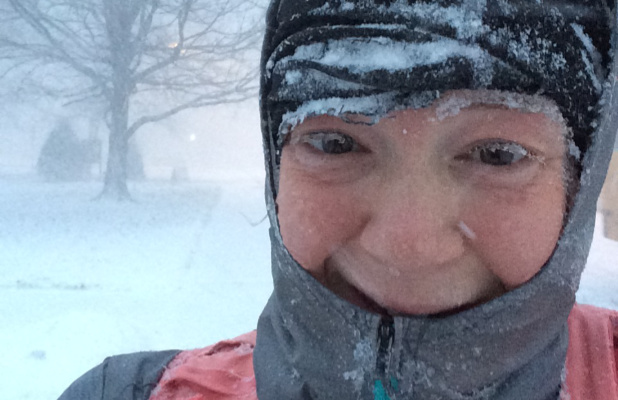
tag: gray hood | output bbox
[254,1,618,399]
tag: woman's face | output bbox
[277,94,567,315]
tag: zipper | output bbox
[374,316,398,400]
[376,316,394,376]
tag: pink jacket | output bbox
[149,304,618,400]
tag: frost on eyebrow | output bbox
[278,91,437,138]
[279,90,570,140]
[434,91,566,123]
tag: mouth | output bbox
[320,253,508,317]
[322,260,390,315]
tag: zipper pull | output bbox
[376,316,394,375]
[374,316,398,400]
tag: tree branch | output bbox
[127,86,257,137]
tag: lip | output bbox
[322,245,506,315]
[322,256,389,315]
[323,249,427,314]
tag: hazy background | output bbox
[0,1,617,399]
[0,98,264,181]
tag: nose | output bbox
[358,172,466,268]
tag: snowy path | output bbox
[0,179,616,399]
[0,180,272,400]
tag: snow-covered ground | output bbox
[0,179,272,400]
[0,179,617,400]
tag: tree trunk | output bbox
[99,57,132,201]
[100,113,130,200]
[98,0,139,201]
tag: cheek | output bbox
[277,165,365,276]
[468,181,565,288]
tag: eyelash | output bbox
[298,132,360,155]
[458,141,539,167]
[297,132,537,169]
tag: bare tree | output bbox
[0,0,264,199]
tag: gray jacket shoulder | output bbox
[57,350,180,400]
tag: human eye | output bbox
[299,132,359,155]
[283,128,371,183]
[461,141,534,166]
[452,139,549,188]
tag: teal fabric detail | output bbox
[373,379,391,400]
[390,376,399,392]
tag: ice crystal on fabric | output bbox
[571,23,602,71]
[309,0,488,40]
[274,67,367,102]
[279,36,494,90]
[340,1,355,12]
[353,339,373,364]
[279,92,437,136]
[286,37,488,76]
[279,95,393,135]
[284,70,303,85]
[342,369,364,392]
[578,50,603,93]
[568,140,582,160]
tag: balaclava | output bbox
[255,1,618,399]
